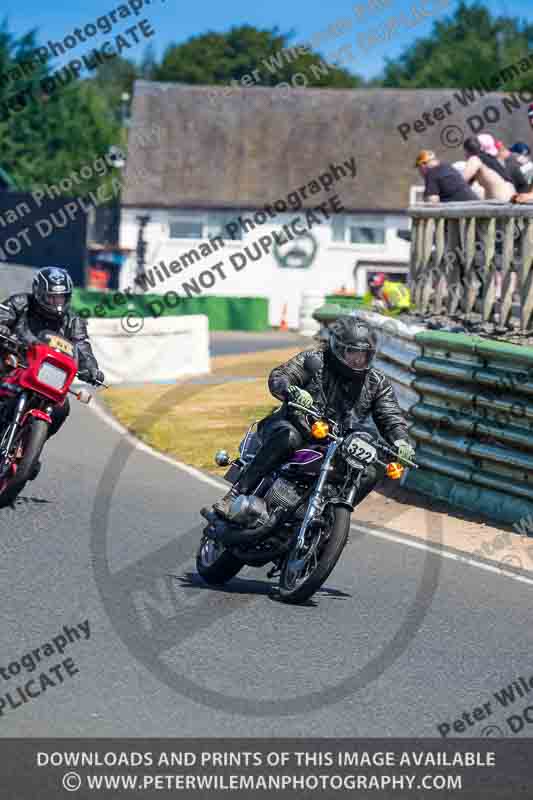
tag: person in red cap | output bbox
[364,272,411,313]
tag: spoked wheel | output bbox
[0,419,48,508]
[278,506,351,604]
[196,533,243,585]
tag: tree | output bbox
[0,19,119,194]
[92,55,139,120]
[380,2,533,91]
[139,43,157,81]
[153,25,363,89]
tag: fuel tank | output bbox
[279,446,326,477]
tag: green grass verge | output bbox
[101,347,301,474]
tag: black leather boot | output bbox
[211,483,242,519]
[202,423,302,520]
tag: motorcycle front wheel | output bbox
[196,534,243,585]
[278,506,351,604]
[0,418,48,508]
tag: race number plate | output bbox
[344,435,377,467]
[47,335,74,356]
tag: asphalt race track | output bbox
[210,330,312,356]
[2,397,533,739]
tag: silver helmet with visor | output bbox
[32,267,73,318]
[328,315,377,378]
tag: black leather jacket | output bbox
[0,293,99,373]
[268,347,409,445]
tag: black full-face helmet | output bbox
[328,315,377,380]
[32,267,73,319]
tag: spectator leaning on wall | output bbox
[462,137,515,202]
[510,143,533,189]
[477,134,515,183]
[511,106,533,201]
[452,160,485,199]
[495,140,530,193]
[415,150,478,203]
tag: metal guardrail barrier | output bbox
[307,305,533,521]
[410,330,533,506]
[409,203,533,330]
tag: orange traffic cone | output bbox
[279,303,289,331]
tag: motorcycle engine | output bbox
[265,478,306,518]
[228,495,270,528]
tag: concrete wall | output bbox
[87,314,210,384]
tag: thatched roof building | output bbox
[123,81,533,213]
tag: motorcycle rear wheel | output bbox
[196,534,243,585]
[0,418,48,508]
[278,506,351,604]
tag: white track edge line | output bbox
[90,399,533,585]
[350,523,533,587]
[89,399,226,490]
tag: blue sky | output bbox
[2,0,531,80]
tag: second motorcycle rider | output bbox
[209,315,414,519]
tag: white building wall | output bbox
[119,208,410,328]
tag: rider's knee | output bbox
[273,424,302,452]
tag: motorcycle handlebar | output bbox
[0,331,24,350]
[287,401,337,425]
[287,401,418,469]
[76,374,109,389]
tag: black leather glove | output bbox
[79,366,105,385]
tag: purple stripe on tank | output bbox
[285,449,323,465]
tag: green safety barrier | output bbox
[324,295,411,317]
[404,329,533,525]
[325,295,367,309]
[72,290,269,332]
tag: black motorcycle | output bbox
[197,399,417,604]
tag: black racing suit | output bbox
[0,293,100,437]
[237,347,410,507]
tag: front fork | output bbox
[295,439,339,550]
[0,392,27,473]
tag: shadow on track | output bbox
[173,572,352,603]
[3,495,52,510]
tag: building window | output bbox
[168,217,204,239]
[207,211,243,240]
[331,214,386,245]
[331,215,346,242]
[349,223,386,245]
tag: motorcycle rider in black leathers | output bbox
[0,266,105,440]
[209,315,414,518]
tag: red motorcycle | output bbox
[0,330,103,507]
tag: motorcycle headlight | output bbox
[38,361,68,390]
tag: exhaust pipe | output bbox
[204,508,283,548]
